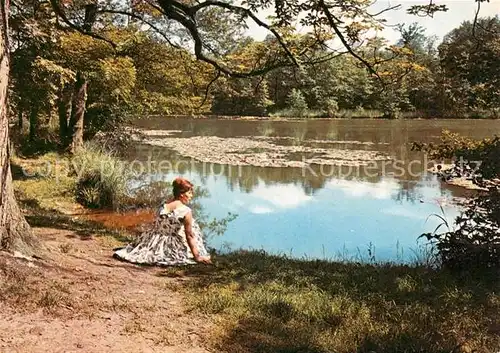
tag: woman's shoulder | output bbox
[175,204,191,217]
[159,201,191,218]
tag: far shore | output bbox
[131,114,500,121]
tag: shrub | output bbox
[414,131,500,273]
[127,181,172,210]
[422,191,500,272]
[72,144,130,210]
[91,126,143,159]
[324,98,339,117]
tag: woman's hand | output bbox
[194,255,212,264]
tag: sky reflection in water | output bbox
[128,117,499,263]
[143,170,460,264]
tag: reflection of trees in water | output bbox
[189,162,395,196]
[130,143,428,201]
[326,122,339,140]
[126,118,499,208]
[257,121,275,137]
[192,163,332,195]
[132,117,494,153]
[127,129,452,204]
[291,122,308,145]
[391,181,423,204]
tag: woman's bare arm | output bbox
[184,211,211,264]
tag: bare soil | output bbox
[0,227,212,353]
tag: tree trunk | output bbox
[28,105,38,142]
[58,84,72,146]
[17,109,22,129]
[66,4,96,154]
[0,0,38,255]
[68,73,86,154]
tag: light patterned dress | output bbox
[113,204,209,266]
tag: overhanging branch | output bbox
[48,0,116,48]
[198,69,221,109]
[155,0,297,77]
[318,0,381,81]
[47,0,353,79]
[189,0,299,68]
[97,9,181,49]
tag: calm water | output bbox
[130,118,500,263]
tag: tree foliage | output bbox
[9,4,216,147]
[209,17,499,118]
[438,17,500,115]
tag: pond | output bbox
[128,117,500,263]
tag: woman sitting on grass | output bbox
[114,177,212,265]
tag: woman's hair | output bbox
[172,177,194,199]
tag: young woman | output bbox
[114,177,212,265]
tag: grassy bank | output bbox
[11,152,76,212]
[12,150,134,246]
[11,152,500,353]
[169,251,500,353]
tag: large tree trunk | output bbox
[58,83,72,147]
[67,73,86,153]
[0,0,38,255]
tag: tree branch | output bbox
[368,4,401,18]
[160,0,192,18]
[48,0,350,79]
[145,0,168,16]
[97,9,181,48]
[189,0,299,68]
[48,0,116,48]
[198,69,220,109]
[472,0,481,37]
[305,50,347,65]
[317,0,381,81]
[155,0,296,77]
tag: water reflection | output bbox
[134,170,459,262]
[127,147,462,262]
[130,143,461,199]
[135,117,499,145]
[126,118,500,262]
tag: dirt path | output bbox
[0,227,212,353]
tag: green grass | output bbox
[262,108,500,120]
[270,108,327,119]
[12,153,76,211]
[12,141,133,211]
[12,152,134,244]
[12,142,138,211]
[269,108,397,119]
[164,250,500,353]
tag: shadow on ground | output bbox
[158,251,500,353]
